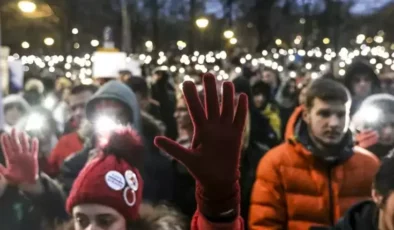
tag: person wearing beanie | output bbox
[59,80,142,195]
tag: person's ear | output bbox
[303,108,310,125]
[372,189,384,208]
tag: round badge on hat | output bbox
[105,171,126,191]
[124,170,138,191]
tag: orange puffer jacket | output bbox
[249,106,379,230]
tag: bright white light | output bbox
[305,63,312,70]
[95,116,121,134]
[91,40,99,47]
[196,18,209,29]
[49,67,55,72]
[18,1,37,13]
[290,71,297,78]
[223,30,234,39]
[358,106,381,124]
[25,114,45,131]
[43,96,56,109]
[235,67,241,73]
[339,69,346,76]
[72,28,79,35]
[319,64,326,71]
[145,41,153,48]
[44,37,55,46]
[74,43,80,49]
[229,38,237,45]
[21,41,30,49]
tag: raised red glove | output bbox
[154,74,248,217]
[355,130,379,149]
[0,129,39,185]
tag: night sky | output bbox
[205,0,394,16]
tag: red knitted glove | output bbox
[155,74,248,218]
[355,130,379,149]
[0,129,39,185]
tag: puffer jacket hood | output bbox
[334,200,378,230]
[85,80,141,132]
[3,94,31,113]
[344,61,380,96]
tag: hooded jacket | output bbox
[344,61,381,115]
[249,106,379,230]
[59,81,141,194]
[352,94,394,158]
[333,200,378,230]
[3,94,31,132]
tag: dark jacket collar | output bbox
[295,118,354,164]
[334,200,378,230]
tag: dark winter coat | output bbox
[151,75,178,140]
[333,200,378,230]
[0,174,68,230]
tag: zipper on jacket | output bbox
[327,168,334,226]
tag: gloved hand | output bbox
[0,129,39,185]
[155,74,248,218]
[355,130,379,149]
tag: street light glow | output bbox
[44,37,55,46]
[91,40,99,47]
[21,41,30,49]
[72,28,79,35]
[223,30,234,39]
[18,1,37,13]
[275,39,282,46]
[145,41,153,48]
[196,18,209,29]
[323,37,330,45]
[229,38,237,45]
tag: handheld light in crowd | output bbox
[25,113,45,131]
[43,96,57,109]
[95,115,121,134]
[357,106,381,128]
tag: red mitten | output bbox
[0,129,39,185]
[355,130,379,149]
[154,74,248,218]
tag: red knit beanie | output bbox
[66,127,144,221]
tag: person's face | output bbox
[288,81,297,95]
[352,75,372,98]
[378,117,394,146]
[253,94,266,109]
[381,79,394,95]
[72,204,127,230]
[5,106,24,126]
[152,73,161,83]
[303,98,349,146]
[373,190,394,230]
[299,87,307,105]
[135,93,149,112]
[174,99,192,130]
[69,90,94,128]
[262,71,276,86]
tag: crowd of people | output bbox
[2,58,394,230]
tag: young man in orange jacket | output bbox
[249,78,380,230]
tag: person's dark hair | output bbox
[252,80,272,102]
[126,77,149,98]
[305,78,350,109]
[153,68,170,82]
[374,151,394,205]
[70,84,98,95]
